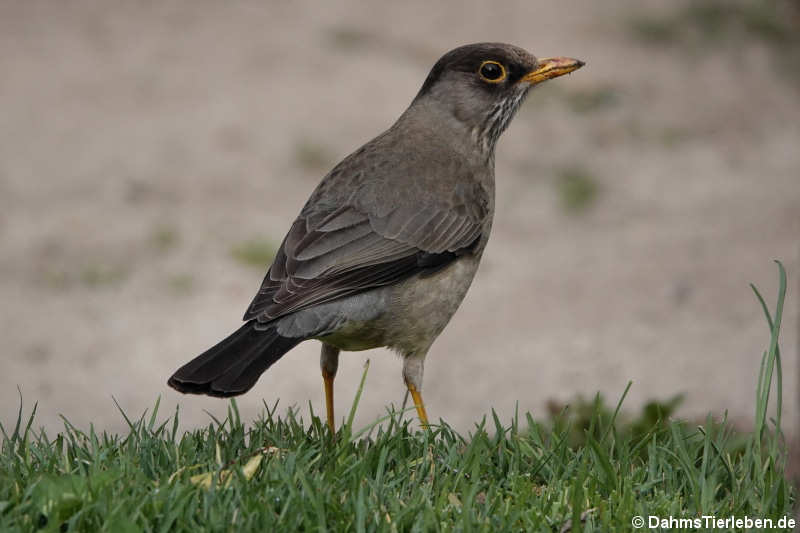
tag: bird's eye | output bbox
[478,60,506,83]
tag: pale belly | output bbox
[318,255,481,356]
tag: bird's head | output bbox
[412,43,584,152]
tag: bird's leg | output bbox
[403,354,429,428]
[320,343,340,434]
[406,383,429,428]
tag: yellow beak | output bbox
[521,57,585,85]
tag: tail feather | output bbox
[168,320,302,397]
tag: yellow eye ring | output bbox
[478,60,506,83]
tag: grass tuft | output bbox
[165,273,195,295]
[325,26,373,50]
[556,167,600,213]
[151,224,180,253]
[231,238,277,269]
[78,263,128,288]
[294,138,335,173]
[0,263,794,530]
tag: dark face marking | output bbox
[411,43,540,153]
[415,43,536,99]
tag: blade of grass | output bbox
[345,359,371,435]
[601,381,632,442]
[750,261,786,459]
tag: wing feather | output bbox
[242,142,490,322]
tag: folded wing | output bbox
[243,201,484,324]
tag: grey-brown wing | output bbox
[243,203,483,323]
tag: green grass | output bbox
[150,224,180,254]
[293,138,335,173]
[556,167,600,213]
[325,25,373,50]
[78,263,128,288]
[0,262,794,531]
[230,238,277,269]
[164,273,195,296]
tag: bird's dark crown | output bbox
[415,42,538,99]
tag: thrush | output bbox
[168,43,584,431]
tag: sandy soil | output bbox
[1,0,798,437]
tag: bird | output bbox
[168,43,584,432]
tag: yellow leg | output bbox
[407,383,429,429]
[323,369,335,434]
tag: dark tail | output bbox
[168,320,302,397]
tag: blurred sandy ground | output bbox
[1,0,798,437]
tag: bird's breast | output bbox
[381,253,483,356]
